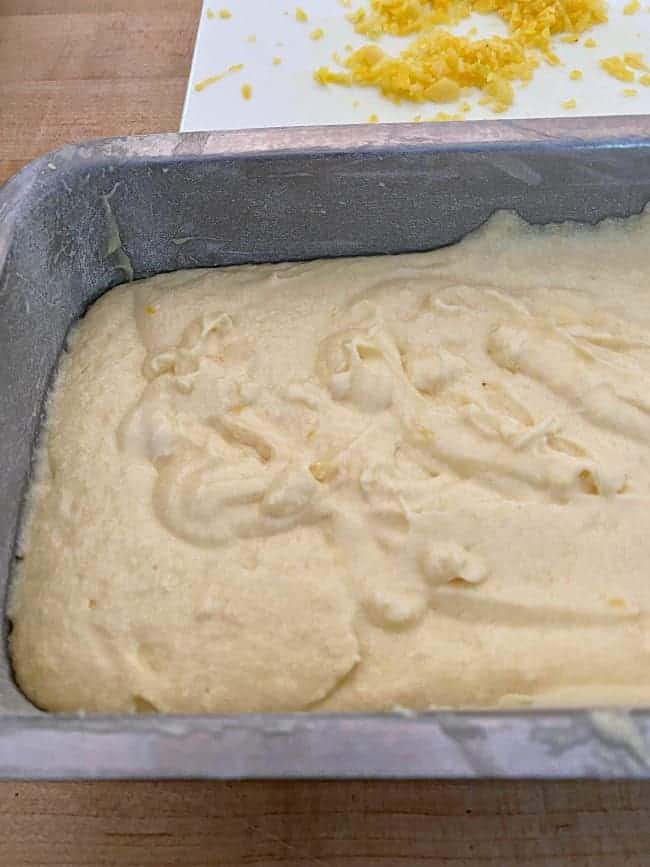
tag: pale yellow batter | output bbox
[11,210,650,713]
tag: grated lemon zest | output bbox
[316,0,607,113]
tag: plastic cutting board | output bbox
[180,0,650,130]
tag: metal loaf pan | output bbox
[2,118,650,779]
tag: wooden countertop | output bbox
[1,3,650,865]
[0,0,198,185]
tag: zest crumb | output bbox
[624,0,640,13]
[368,112,379,122]
[272,56,282,65]
[600,56,635,81]
[623,52,649,70]
[295,6,308,22]
[584,37,597,47]
[560,34,580,43]
[640,73,650,85]
[561,97,577,109]
[622,88,638,95]
[569,69,583,80]
[413,113,422,121]
[310,27,325,40]
[218,8,231,19]
[207,8,215,19]
[247,34,256,42]
[241,83,253,99]
[145,305,156,315]
[228,63,244,72]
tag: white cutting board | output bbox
[180,0,650,130]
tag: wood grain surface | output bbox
[1,780,650,866]
[2,3,650,865]
[0,0,199,184]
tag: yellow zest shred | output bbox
[218,8,231,19]
[569,68,582,79]
[296,6,309,21]
[600,55,637,82]
[316,0,607,113]
[194,61,247,93]
[622,88,638,96]
[609,597,627,609]
[624,0,640,13]
[431,111,463,120]
[584,37,597,46]
[241,83,253,99]
[640,73,650,85]
[368,112,379,121]
[207,8,215,19]
[272,56,283,65]
[145,305,156,315]
[561,97,577,108]
[194,72,225,92]
[310,27,325,39]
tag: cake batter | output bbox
[11,210,650,712]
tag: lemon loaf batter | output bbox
[11,210,650,713]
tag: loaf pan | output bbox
[2,119,650,779]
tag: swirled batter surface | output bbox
[11,210,650,712]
